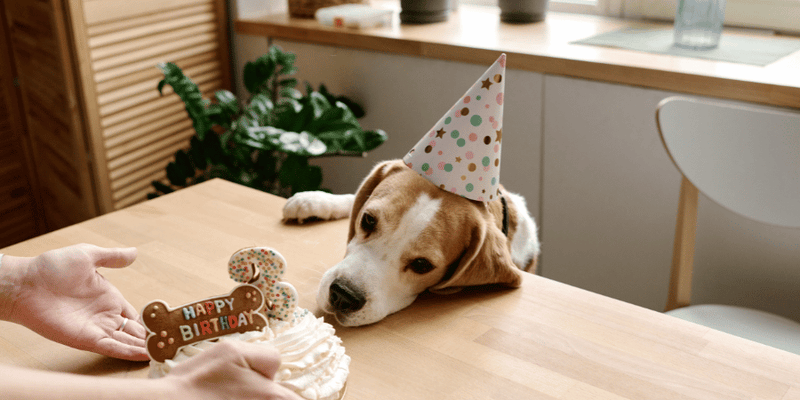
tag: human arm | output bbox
[0,340,302,400]
[0,244,148,361]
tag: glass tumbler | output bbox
[673,0,726,50]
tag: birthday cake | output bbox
[144,247,350,400]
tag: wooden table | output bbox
[2,179,799,399]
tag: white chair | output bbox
[656,96,800,355]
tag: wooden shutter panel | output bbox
[3,0,98,231]
[0,3,44,247]
[70,0,231,211]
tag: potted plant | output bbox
[149,45,387,198]
[400,0,452,23]
[499,0,549,23]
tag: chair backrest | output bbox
[656,97,800,310]
[657,97,800,228]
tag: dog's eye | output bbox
[407,258,434,275]
[360,212,377,233]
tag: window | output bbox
[461,0,603,15]
[632,0,800,33]
[462,0,800,33]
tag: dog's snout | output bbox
[329,279,366,313]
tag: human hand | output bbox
[165,340,303,400]
[2,243,148,361]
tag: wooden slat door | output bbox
[0,2,43,247]
[3,0,98,232]
[69,0,231,210]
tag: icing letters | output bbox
[142,284,267,363]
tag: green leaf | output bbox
[279,66,298,76]
[279,155,304,188]
[151,180,175,194]
[308,91,331,120]
[243,54,276,94]
[278,78,298,88]
[215,90,240,116]
[254,150,279,183]
[239,126,283,151]
[275,47,296,70]
[246,94,274,124]
[336,96,365,118]
[203,132,225,165]
[157,62,212,139]
[166,162,187,187]
[362,129,388,151]
[157,79,167,95]
[302,165,323,192]
[343,129,388,153]
[279,87,303,101]
[306,102,359,135]
[188,136,207,171]
[277,131,327,156]
[277,100,313,133]
[175,149,194,179]
[318,83,330,98]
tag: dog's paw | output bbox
[282,191,354,222]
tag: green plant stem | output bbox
[312,151,369,158]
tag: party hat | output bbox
[403,54,506,202]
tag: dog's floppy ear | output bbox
[430,216,522,292]
[348,160,407,241]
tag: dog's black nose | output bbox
[329,279,366,313]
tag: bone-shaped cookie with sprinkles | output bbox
[228,247,299,323]
[141,284,267,363]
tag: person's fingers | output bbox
[111,329,146,348]
[91,246,138,269]
[116,295,144,333]
[95,337,150,361]
[236,341,282,380]
[267,381,306,400]
[119,315,147,340]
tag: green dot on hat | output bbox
[466,183,474,192]
[445,117,452,124]
[482,156,490,166]
[422,163,430,171]
[451,130,460,139]
[457,138,466,147]
[444,163,453,172]
[470,115,482,127]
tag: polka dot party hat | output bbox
[403,53,506,202]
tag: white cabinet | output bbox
[541,76,681,310]
[542,75,800,320]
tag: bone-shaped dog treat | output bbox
[228,247,299,323]
[141,284,267,363]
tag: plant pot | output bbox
[499,0,549,23]
[400,0,451,24]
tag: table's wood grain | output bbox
[236,1,800,109]
[2,178,799,399]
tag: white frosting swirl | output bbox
[149,309,350,400]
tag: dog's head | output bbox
[317,160,522,326]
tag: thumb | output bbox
[239,342,282,380]
[91,246,138,269]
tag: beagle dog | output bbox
[282,160,540,326]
